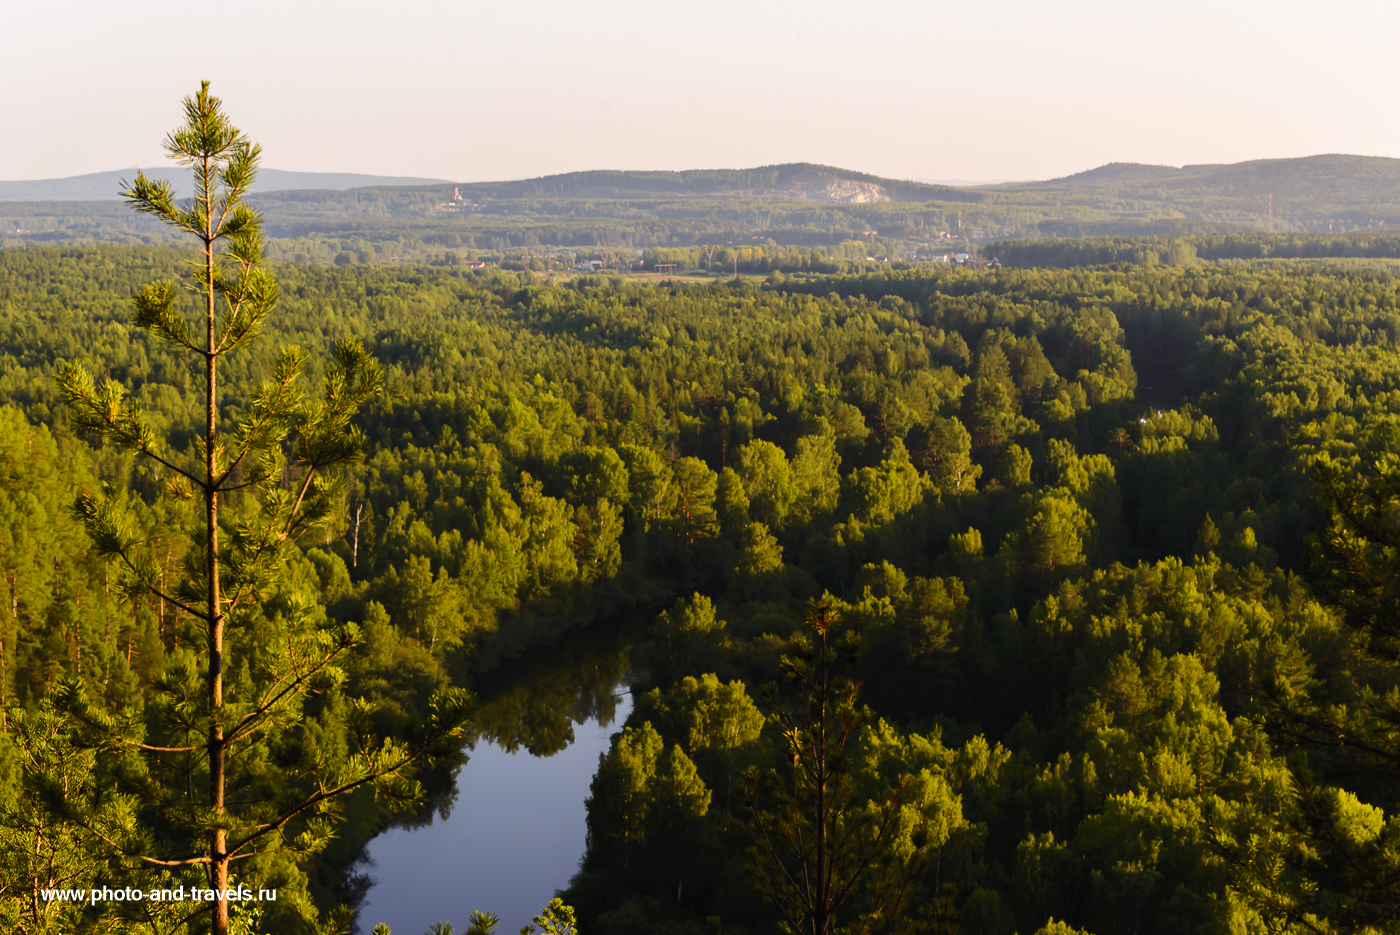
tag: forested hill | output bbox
[1023,154,1400,194]
[450,164,979,203]
[5,155,1400,262]
[1006,154,1400,232]
[0,164,975,206]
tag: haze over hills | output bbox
[449,164,977,204]
[1017,154,1400,192]
[0,163,969,204]
[0,167,451,201]
[915,178,1031,188]
[4,154,1399,260]
[999,154,1400,237]
[1008,154,1400,223]
[1015,163,1185,187]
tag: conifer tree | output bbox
[51,82,471,935]
[1236,453,1400,929]
[739,600,941,935]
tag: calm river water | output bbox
[357,624,639,935]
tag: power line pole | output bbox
[1268,193,1274,234]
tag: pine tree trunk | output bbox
[814,645,828,935]
[202,152,230,935]
[1,571,13,714]
[352,504,363,568]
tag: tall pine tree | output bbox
[50,83,472,935]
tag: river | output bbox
[356,622,640,935]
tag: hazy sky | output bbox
[5,0,1398,184]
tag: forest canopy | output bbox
[4,243,1400,933]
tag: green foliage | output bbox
[999,443,1033,488]
[0,88,472,935]
[465,909,501,935]
[14,238,1400,933]
[738,600,964,935]
[632,672,764,813]
[585,722,664,869]
[715,467,751,541]
[1030,921,1092,935]
[521,898,577,935]
[0,699,131,934]
[647,744,711,867]
[737,440,795,527]
[996,231,1400,269]
[654,594,727,684]
[557,446,629,506]
[913,415,980,496]
[790,427,843,520]
[734,522,786,600]
[1213,451,1400,931]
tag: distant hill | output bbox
[992,154,1400,237]
[1013,162,1183,187]
[1012,154,1400,210]
[0,163,977,206]
[914,178,1031,188]
[0,168,452,201]
[5,155,1400,259]
[455,164,982,204]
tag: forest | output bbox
[991,231,1400,269]
[4,235,1400,935]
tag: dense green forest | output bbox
[5,243,1400,934]
[991,231,1400,269]
[5,154,1400,266]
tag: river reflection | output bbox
[467,645,632,757]
[358,632,638,935]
